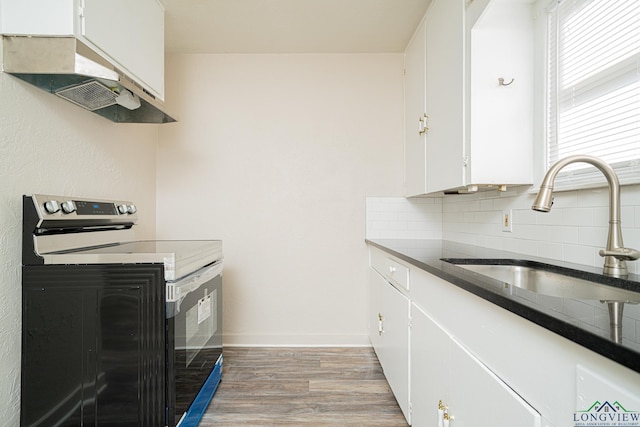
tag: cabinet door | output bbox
[369,269,411,423]
[467,0,534,186]
[411,304,451,427]
[425,0,465,193]
[379,276,411,422]
[411,303,541,427]
[81,0,165,99]
[448,337,541,426]
[369,269,384,361]
[404,18,428,197]
[0,0,74,35]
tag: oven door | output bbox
[166,261,223,426]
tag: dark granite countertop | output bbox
[366,239,640,374]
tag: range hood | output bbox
[2,36,176,124]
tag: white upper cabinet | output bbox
[404,18,428,197]
[424,0,465,194]
[1,0,75,35]
[81,0,165,100]
[465,0,534,190]
[404,0,534,196]
[0,0,165,100]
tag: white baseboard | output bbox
[223,333,371,347]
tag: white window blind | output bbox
[546,0,640,189]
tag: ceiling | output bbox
[161,0,432,54]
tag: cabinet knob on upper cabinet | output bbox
[61,201,76,214]
[44,200,60,214]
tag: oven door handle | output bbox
[166,261,223,307]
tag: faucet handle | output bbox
[599,247,640,261]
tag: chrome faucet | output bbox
[532,155,640,277]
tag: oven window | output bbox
[185,289,217,366]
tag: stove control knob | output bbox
[44,200,60,214]
[61,201,76,214]
[127,204,137,214]
[117,204,128,214]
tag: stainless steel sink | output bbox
[441,259,640,303]
[454,263,640,302]
[441,258,640,343]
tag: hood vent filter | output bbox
[55,81,118,111]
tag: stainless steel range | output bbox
[21,194,223,427]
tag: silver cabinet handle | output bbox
[418,113,429,135]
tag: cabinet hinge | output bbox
[463,155,469,167]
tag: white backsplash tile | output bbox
[577,226,608,247]
[551,225,579,245]
[562,207,594,227]
[562,243,597,266]
[366,197,442,240]
[538,241,564,260]
[366,183,640,273]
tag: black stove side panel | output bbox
[21,264,166,427]
[22,195,44,266]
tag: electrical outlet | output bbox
[502,209,513,232]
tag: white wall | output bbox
[157,53,404,346]
[0,70,158,423]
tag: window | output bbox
[545,0,640,189]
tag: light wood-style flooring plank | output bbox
[200,347,408,426]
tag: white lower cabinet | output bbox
[410,303,449,426]
[411,303,541,426]
[369,245,640,426]
[369,267,384,355]
[369,269,411,423]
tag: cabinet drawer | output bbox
[370,249,410,291]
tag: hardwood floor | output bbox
[200,347,409,426]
